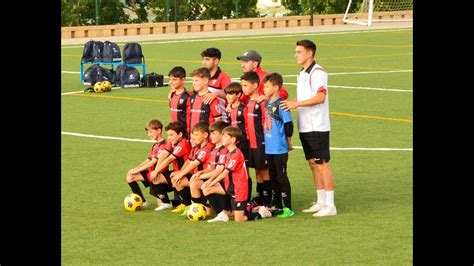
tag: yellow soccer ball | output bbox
[93,81,105,93]
[186,203,207,221]
[102,80,112,92]
[123,193,143,212]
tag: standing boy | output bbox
[189,68,222,133]
[168,66,191,138]
[263,73,295,217]
[281,39,337,217]
[241,71,272,206]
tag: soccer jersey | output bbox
[209,145,227,170]
[167,138,191,172]
[189,93,222,132]
[188,143,213,174]
[296,61,330,132]
[223,147,248,202]
[264,97,293,154]
[227,103,248,142]
[169,89,191,133]
[149,139,171,173]
[245,99,266,149]
[240,67,289,104]
[208,67,231,122]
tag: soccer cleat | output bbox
[276,207,295,218]
[180,205,190,216]
[154,203,172,211]
[207,211,229,223]
[142,201,150,208]
[313,205,337,217]
[302,202,324,213]
[270,207,284,216]
[258,207,272,219]
[171,203,186,213]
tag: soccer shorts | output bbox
[248,146,268,169]
[299,131,330,163]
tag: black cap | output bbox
[236,50,262,62]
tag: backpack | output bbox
[111,64,127,86]
[141,72,164,87]
[102,41,121,62]
[92,41,104,62]
[81,40,95,62]
[83,64,103,85]
[120,66,141,88]
[122,42,144,64]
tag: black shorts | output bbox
[299,131,330,163]
[230,197,247,211]
[248,146,268,169]
[238,140,250,163]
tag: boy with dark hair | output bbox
[203,126,271,223]
[150,121,192,213]
[200,47,231,121]
[170,121,214,215]
[126,119,169,209]
[190,121,228,215]
[263,73,295,217]
[189,68,222,134]
[225,82,252,200]
[241,71,272,207]
[168,66,191,138]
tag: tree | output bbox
[61,0,130,26]
[281,0,361,16]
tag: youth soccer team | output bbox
[126,46,298,223]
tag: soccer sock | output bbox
[325,190,335,207]
[128,181,146,202]
[156,184,170,203]
[256,182,264,201]
[263,180,272,206]
[206,194,223,214]
[245,212,262,221]
[271,178,283,209]
[281,181,292,210]
[178,187,192,205]
[317,189,326,205]
[173,190,179,200]
[247,177,253,201]
[191,196,205,204]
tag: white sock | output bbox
[325,191,335,207]
[316,189,326,205]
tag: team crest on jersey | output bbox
[179,98,184,104]
[228,159,236,168]
[197,150,207,159]
[174,146,182,154]
[238,110,241,116]
[215,104,220,112]
[212,80,217,85]
[255,103,259,109]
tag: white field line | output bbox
[61,28,411,49]
[62,132,412,151]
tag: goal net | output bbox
[343,0,413,26]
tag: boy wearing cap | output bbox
[237,50,289,103]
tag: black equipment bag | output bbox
[83,64,114,85]
[111,64,127,86]
[120,66,141,88]
[81,40,95,62]
[141,72,164,87]
[92,41,104,62]
[122,42,145,64]
[103,41,121,62]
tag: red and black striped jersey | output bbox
[169,89,191,133]
[245,99,266,149]
[227,103,247,142]
[223,147,249,202]
[149,139,171,173]
[167,138,191,172]
[208,67,232,93]
[239,67,289,105]
[188,143,214,174]
[189,93,222,131]
[209,145,227,170]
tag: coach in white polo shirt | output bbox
[281,40,337,217]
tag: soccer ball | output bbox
[93,81,105,93]
[123,193,143,212]
[186,203,207,221]
[102,80,112,92]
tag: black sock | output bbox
[128,181,146,202]
[271,179,282,209]
[156,184,170,204]
[263,180,272,206]
[246,212,262,221]
[173,190,179,200]
[281,181,292,210]
[171,188,181,206]
[256,182,264,202]
[178,187,191,205]
[191,196,204,204]
[247,177,252,201]
[206,194,223,214]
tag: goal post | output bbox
[343,0,413,26]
